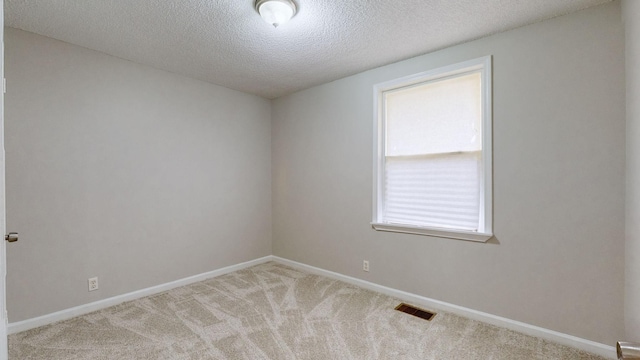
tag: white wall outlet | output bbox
[88,277,99,292]
[363,260,369,272]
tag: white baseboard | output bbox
[8,256,274,335]
[272,256,617,360]
[8,255,617,359]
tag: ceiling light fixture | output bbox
[255,0,297,28]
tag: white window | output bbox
[372,56,493,242]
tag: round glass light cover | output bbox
[258,0,295,27]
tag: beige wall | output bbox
[272,2,625,345]
[624,0,640,342]
[4,28,272,322]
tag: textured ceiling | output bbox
[6,0,611,99]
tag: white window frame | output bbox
[371,56,493,242]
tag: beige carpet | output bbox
[9,262,607,359]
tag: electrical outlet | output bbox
[363,260,369,272]
[88,277,99,292]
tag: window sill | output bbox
[371,222,493,242]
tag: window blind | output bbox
[382,72,482,231]
[383,152,480,231]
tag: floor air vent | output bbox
[395,303,436,321]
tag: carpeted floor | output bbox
[9,262,607,359]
